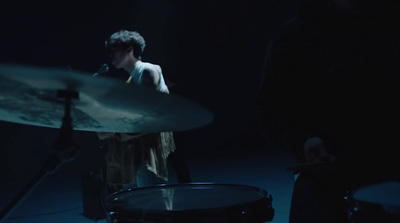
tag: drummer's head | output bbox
[105,30,146,68]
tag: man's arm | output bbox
[141,67,160,89]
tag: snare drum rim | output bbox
[346,181,400,222]
[105,182,270,202]
[105,182,274,222]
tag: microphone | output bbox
[92,63,109,77]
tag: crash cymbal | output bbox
[0,63,213,133]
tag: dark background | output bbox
[0,0,302,192]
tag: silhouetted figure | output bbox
[256,0,400,222]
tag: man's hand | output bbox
[114,133,145,142]
[96,132,115,140]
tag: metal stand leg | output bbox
[0,90,80,223]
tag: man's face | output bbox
[109,47,130,69]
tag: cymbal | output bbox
[0,63,213,133]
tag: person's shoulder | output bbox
[140,62,159,69]
[265,15,314,56]
[141,62,162,74]
[279,16,311,32]
[271,16,314,44]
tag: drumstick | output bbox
[286,162,337,174]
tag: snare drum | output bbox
[105,183,274,223]
[347,181,400,223]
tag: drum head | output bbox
[105,183,274,223]
[349,181,400,223]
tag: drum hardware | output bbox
[105,183,275,223]
[0,89,80,223]
[0,63,214,222]
[345,181,400,223]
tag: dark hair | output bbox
[105,30,146,60]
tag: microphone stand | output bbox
[0,90,80,223]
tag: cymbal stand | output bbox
[0,90,80,223]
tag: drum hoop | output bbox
[350,182,400,212]
[110,199,274,222]
[353,199,400,215]
[105,182,274,222]
[106,182,269,200]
